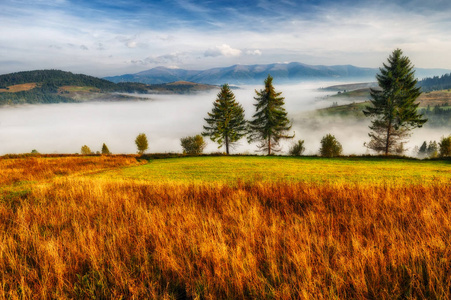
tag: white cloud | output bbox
[2,0,451,76]
[204,44,242,57]
[246,49,262,56]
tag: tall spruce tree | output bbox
[248,75,293,155]
[363,49,427,155]
[202,84,247,154]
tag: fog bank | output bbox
[0,82,449,156]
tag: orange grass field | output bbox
[0,155,450,299]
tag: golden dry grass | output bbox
[0,156,450,299]
[418,90,451,107]
[0,83,37,93]
[0,155,141,186]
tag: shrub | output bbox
[289,140,305,156]
[319,134,342,157]
[181,135,207,155]
[81,145,92,155]
[438,135,451,157]
[135,133,149,155]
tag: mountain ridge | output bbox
[104,62,451,85]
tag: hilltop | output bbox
[0,70,218,105]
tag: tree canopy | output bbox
[363,49,427,155]
[248,75,293,155]
[135,133,149,155]
[202,84,247,154]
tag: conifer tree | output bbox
[202,84,246,154]
[364,49,427,155]
[418,141,428,157]
[248,75,293,155]
[101,143,111,155]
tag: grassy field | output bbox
[100,156,451,184]
[0,155,450,299]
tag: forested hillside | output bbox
[419,73,451,91]
[0,70,118,91]
[0,70,217,105]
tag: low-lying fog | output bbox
[0,82,448,156]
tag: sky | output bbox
[1,0,451,77]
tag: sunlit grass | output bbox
[100,156,451,185]
[0,155,450,298]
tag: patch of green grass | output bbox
[98,156,451,184]
[59,86,99,92]
[331,88,371,98]
[317,101,369,118]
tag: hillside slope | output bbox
[0,70,217,105]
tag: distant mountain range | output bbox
[104,62,451,85]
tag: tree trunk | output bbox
[268,135,271,155]
[385,120,391,155]
[225,135,229,155]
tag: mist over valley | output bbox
[0,80,448,156]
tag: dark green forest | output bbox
[419,73,451,91]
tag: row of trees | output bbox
[178,133,344,157]
[77,132,450,158]
[201,49,432,156]
[202,75,293,155]
[415,137,451,158]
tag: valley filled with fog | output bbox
[0,82,448,156]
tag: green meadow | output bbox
[99,156,451,184]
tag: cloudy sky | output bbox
[1,0,451,77]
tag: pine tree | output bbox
[418,141,428,157]
[363,49,427,155]
[202,84,247,154]
[248,75,293,155]
[101,143,111,155]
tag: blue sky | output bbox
[1,0,451,76]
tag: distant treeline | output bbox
[418,73,451,92]
[419,105,451,127]
[0,91,75,105]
